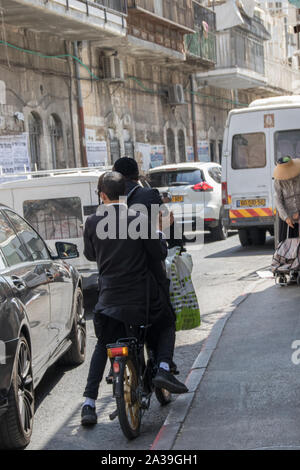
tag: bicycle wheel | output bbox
[116,358,141,440]
[155,387,172,406]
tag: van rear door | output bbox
[226,110,274,229]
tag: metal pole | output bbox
[73,41,88,168]
[190,75,198,162]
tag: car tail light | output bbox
[222,182,228,205]
[107,347,128,358]
[192,182,213,192]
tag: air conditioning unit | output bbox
[101,56,124,82]
[167,84,186,106]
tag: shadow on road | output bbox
[205,237,274,258]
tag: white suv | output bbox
[148,162,227,241]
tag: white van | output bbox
[222,95,300,247]
[0,167,110,290]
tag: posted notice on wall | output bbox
[135,142,151,173]
[197,140,210,162]
[86,140,108,167]
[0,133,31,183]
[150,145,165,169]
[187,146,194,162]
[135,143,165,172]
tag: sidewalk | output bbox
[152,279,300,450]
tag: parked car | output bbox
[148,162,227,241]
[0,205,86,449]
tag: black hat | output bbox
[113,157,139,179]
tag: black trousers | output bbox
[83,313,176,400]
[279,218,299,243]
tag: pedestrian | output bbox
[81,171,188,426]
[112,158,181,371]
[274,156,300,242]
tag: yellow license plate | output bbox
[238,199,266,207]
[172,195,184,203]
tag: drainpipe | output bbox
[73,41,88,168]
[190,75,198,162]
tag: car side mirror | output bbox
[55,242,79,260]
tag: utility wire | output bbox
[0,39,249,108]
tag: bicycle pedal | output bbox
[105,375,114,385]
[109,409,118,421]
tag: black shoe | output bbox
[105,366,113,385]
[152,368,188,394]
[81,405,97,426]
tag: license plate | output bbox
[172,195,184,203]
[237,198,266,207]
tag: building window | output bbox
[110,138,121,163]
[49,114,64,169]
[28,112,42,170]
[218,140,223,164]
[167,128,176,163]
[210,140,216,162]
[178,130,186,162]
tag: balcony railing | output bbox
[185,31,216,63]
[216,30,265,75]
[127,0,194,32]
[265,59,300,93]
[0,0,127,40]
[93,0,127,14]
[193,1,216,32]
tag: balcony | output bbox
[185,31,216,66]
[184,3,216,68]
[196,29,267,89]
[263,59,300,95]
[127,0,195,33]
[0,0,127,41]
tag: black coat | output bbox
[84,204,172,326]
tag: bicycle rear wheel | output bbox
[116,358,141,440]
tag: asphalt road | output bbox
[27,232,275,450]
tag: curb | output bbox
[150,279,266,451]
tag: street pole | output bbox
[73,41,88,168]
[190,75,198,162]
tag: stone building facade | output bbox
[0,0,299,173]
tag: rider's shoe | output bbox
[152,368,188,394]
[81,405,97,426]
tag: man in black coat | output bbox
[81,171,187,426]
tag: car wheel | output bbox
[249,228,266,246]
[0,334,34,450]
[59,288,86,366]
[238,229,253,247]
[211,218,228,241]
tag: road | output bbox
[27,232,275,450]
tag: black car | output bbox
[0,206,86,449]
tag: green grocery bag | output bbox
[165,247,201,331]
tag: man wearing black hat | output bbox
[112,158,182,380]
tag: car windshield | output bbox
[149,169,203,188]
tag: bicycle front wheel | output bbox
[116,358,141,440]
